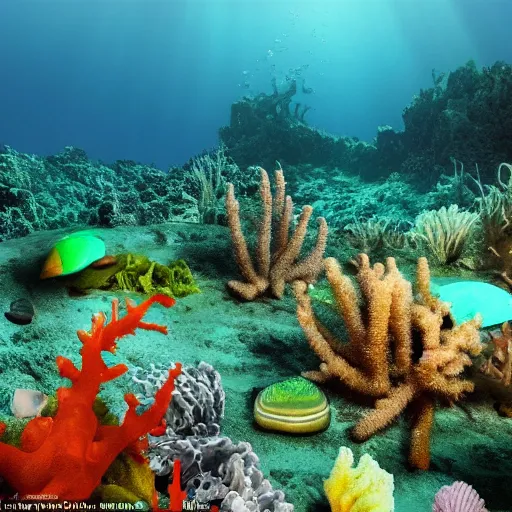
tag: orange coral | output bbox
[0,294,181,500]
[225,166,328,300]
[480,321,512,387]
[294,255,482,470]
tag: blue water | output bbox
[0,0,511,168]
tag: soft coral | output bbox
[0,294,181,500]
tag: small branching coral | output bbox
[293,254,482,470]
[480,321,512,388]
[226,165,328,300]
[0,294,181,500]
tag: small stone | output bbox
[4,298,35,325]
[11,389,48,418]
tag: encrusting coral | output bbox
[293,254,483,470]
[0,294,181,500]
[225,165,328,300]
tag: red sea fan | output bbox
[433,481,487,512]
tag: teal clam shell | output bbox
[433,280,512,328]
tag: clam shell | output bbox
[4,298,35,325]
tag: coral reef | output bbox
[226,166,328,300]
[151,436,293,512]
[219,80,380,179]
[294,254,483,469]
[0,144,256,241]
[130,361,225,437]
[0,295,180,499]
[400,60,512,186]
[135,361,293,511]
[0,146,188,240]
[220,61,512,186]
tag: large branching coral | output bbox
[293,254,483,470]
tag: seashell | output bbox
[254,376,330,434]
[40,232,106,279]
[433,481,487,512]
[4,298,35,325]
[11,389,49,418]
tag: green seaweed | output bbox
[65,253,200,298]
[308,282,336,309]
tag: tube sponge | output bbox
[324,447,394,512]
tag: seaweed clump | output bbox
[65,253,200,298]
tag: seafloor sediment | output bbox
[0,223,511,512]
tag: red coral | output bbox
[151,459,187,512]
[0,294,181,500]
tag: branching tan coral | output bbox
[293,254,483,470]
[225,166,328,300]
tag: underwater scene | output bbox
[1,1,512,511]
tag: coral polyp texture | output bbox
[225,165,328,300]
[294,254,483,470]
[0,294,180,500]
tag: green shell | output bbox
[259,377,326,410]
[55,233,106,275]
[254,377,330,434]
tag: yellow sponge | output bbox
[324,447,394,512]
